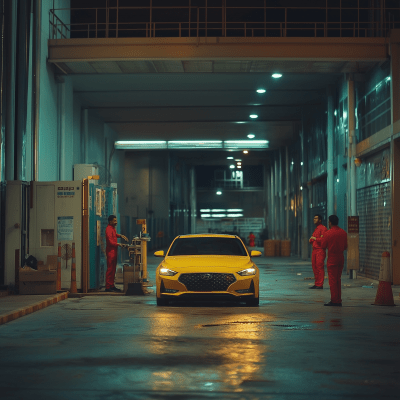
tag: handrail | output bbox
[49,5,400,40]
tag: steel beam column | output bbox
[327,85,335,217]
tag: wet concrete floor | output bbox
[0,253,399,399]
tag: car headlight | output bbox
[159,267,178,276]
[237,267,256,276]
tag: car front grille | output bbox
[178,273,236,291]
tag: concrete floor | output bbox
[0,252,399,400]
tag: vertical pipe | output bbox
[5,0,17,181]
[60,81,65,180]
[279,147,283,239]
[285,146,289,239]
[327,85,335,217]
[274,155,279,239]
[270,161,275,239]
[32,0,41,181]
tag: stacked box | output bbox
[19,270,57,295]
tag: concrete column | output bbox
[390,35,400,285]
[301,124,309,260]
[82,109,89,163]
[279,147,284,239]
[327,85,335,217]
[347,78,357,217]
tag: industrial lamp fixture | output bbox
[354,157,362,167]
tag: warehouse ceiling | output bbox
[63,59,382,166]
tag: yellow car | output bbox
[154,234,261,306]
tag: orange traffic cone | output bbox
[373,252,395,306]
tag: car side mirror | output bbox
[154,250,165,257]
[250,250,262,257]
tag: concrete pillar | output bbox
[301,124,309,260]
[82,109,89,163]
[390,34,400,284]
[347,78,357,217]
[279,147,284,239]
[327,85,335,217]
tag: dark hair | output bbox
[108,215,116,222]
[328,215,339,226]
[314,214,323,221]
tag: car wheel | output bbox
[245,297,259,307]
[156,297,169,306]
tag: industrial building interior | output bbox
[1,0,400,292]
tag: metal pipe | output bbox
[5,0,17,181]
[285,146,289,239]
[348,78,356,217]
[270,161,275,239]
[32,0,41,181]
[274,155,279,239]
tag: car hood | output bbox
[162,255,255,272]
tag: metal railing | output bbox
[49,4,400,40]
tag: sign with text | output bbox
[348,216,359,234]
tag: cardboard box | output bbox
[46,255,58,271]
[19,270,57,295]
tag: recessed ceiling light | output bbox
[243,150,249,154]
[227,156,234,159]
[237,162,242,165]
[237,165,242,169]
[272,73,282,79]
[216,191,222,195]
[256,89,266,93]
[249,114,258,119]
[234,159,242,162]
[235,121,246,124]
[229,165,235,169]
[247,134,255,139]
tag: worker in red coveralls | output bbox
[105,215,128,292]
[320,215,348,307]
[248,232,256,247]
[309,214,327,289]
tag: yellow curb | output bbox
[0,292,69,326]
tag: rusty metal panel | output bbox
[357,182,391,280]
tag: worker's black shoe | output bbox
[111,286,122,293]
[309,285,323,289]
[324,301,342,307]
[105,288,113,292]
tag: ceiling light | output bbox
[272,73,282,78]
[237,162,242,165]
[227,156,234,159]
[235,121,246,124]
[229,165,235,169]
[227,213,243,217]
[168,140,223,149]
[200,209,211,212]
[211,209,225,212]
[249,114,258,119]
[247,134,255,139]
[237,165,242,169]
[256,89,266,94]
[224,140,268,149]
[243,150,249,154]
[114,141,167,149]
[227,209,243,212]
[234,159,242,162]
[216,191,222,195]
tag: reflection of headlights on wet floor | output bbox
[159,268,178,276]
[237,267,256,276]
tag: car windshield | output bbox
[168,237,248,256]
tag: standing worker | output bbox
[248,232,256,247]
[309,214,327,289]
[320,215,348,307]
[105,214,128,292]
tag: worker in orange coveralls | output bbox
[248,232,256,247]
[309,214,327,289]
[320,215,348,307]
[105,215,128,292]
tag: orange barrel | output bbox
[275,240,281,257]
[281,240,291,257]
[57,242,61,291]
[70,243,77,293]
[264,240,275,257]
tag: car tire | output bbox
[245,297,259,307]
[156,297,169,306]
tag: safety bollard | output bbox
[373,252,395,306]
